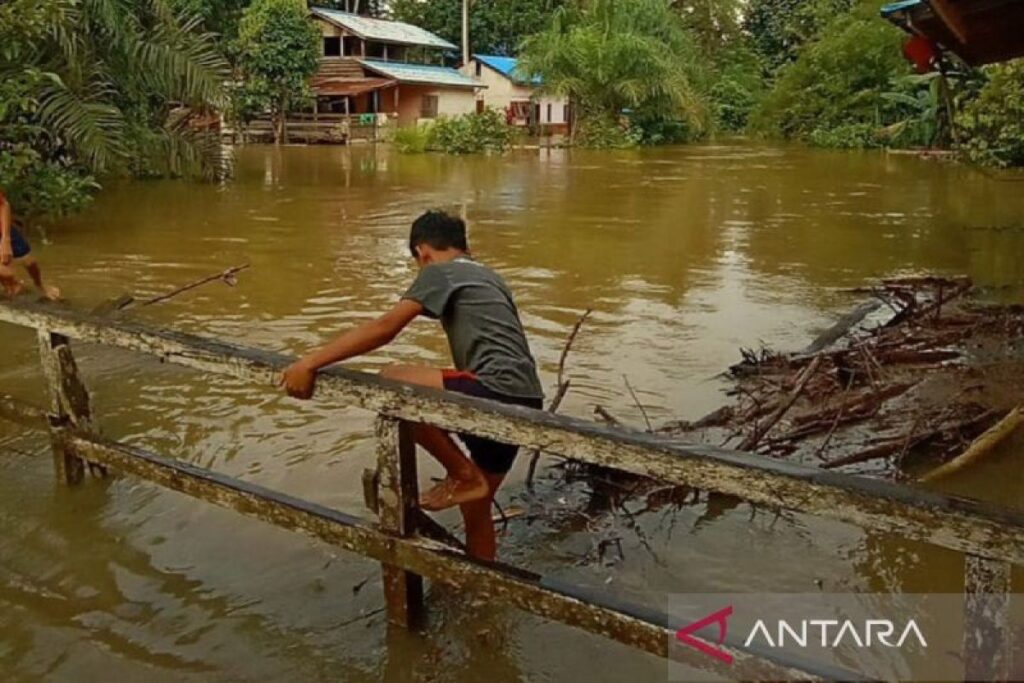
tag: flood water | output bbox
[1,143,1023,681]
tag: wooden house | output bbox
[309,7,482,128]
[461,55,570,134]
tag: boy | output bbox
[0,189,61,300]
[280,210,544,560]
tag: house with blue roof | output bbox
[307,7,484,130]
[462,55,570,134]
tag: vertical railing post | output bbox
[963,554,1012,681]
[37,329,101,485]
[375,415,424,628]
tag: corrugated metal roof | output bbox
[360,59,481,88]
[310,7,456,50]
[474,54,542,86]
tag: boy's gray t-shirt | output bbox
[402,258,544,400]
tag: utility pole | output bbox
[462,0,470,65]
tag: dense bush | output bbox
[0,0,227,221]
[395,110,515,155]
[958,60,1024,168]
[430,109,515,154]
[749,0,909,146]
[392,125,432,154]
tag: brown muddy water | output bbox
[1,143,1023,682]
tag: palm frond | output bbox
[36,76,126,172]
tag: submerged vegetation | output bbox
[395,110,515,155]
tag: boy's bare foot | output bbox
[420,473,489,511]
[41,284,61,301]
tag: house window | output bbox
[546,103,552,123]
[323,37,341,57]
[563,104,570,122]
[421,95,439,119]
[475,61,482,77]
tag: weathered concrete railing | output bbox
[0,299,1017,680]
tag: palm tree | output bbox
[2,0,230,181]
[519,0,709,143]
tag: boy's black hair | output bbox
[409,210,468,257]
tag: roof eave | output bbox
[359,61,483,89]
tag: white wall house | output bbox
[461,55,570,134]
[309,7,482,127]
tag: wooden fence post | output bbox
[375,415,424,628]
[963,554,1012,681]
[37,329,101,485]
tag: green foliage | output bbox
[574,117,634,149]
[744,0,855,71]
[170,0,249,38]
[875,72,959,148]
[390,0,565,56]
[670,0,743,57]
[395,110,515,155]
[807,122,881,148]
[709,46,767,131]
[393,125,432,154]
[435,109,516,154]
[749,0,909,145]
[234,0,320,140]
[520,0,709,147]
[0,0,229,220]
[958,60,1024,168]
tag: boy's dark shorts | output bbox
[442,370,543,475]
[9,227,31,259]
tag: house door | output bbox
[476,99,484,114]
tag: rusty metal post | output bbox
[375,415,424,628]
[963,554,1012,681]
[37,329,99,485]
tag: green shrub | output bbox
[575,116,634,149]
[749,0,908,146]
[429,108,514,154]
[808,122,881,149]
[393,124,432,154]
[394,109,514,155]
[958,60,1024,168]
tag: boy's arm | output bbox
[0,194,12,266]
[280,298,423,399]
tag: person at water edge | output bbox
[0,189,61,301]
[280,210,544,560]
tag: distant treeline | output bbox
[3,0,1022,221]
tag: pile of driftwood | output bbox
[654,275,1024,480]
[516,276,1023,561]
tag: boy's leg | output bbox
[0,263,24,297]
[460,472,505,560]
[378,364,488,510]
[18,256,60,301]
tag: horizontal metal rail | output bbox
[1,300,1022,564]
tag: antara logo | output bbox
[674,606,928,665]
[675,606,735,665]
[744,618,928,649]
